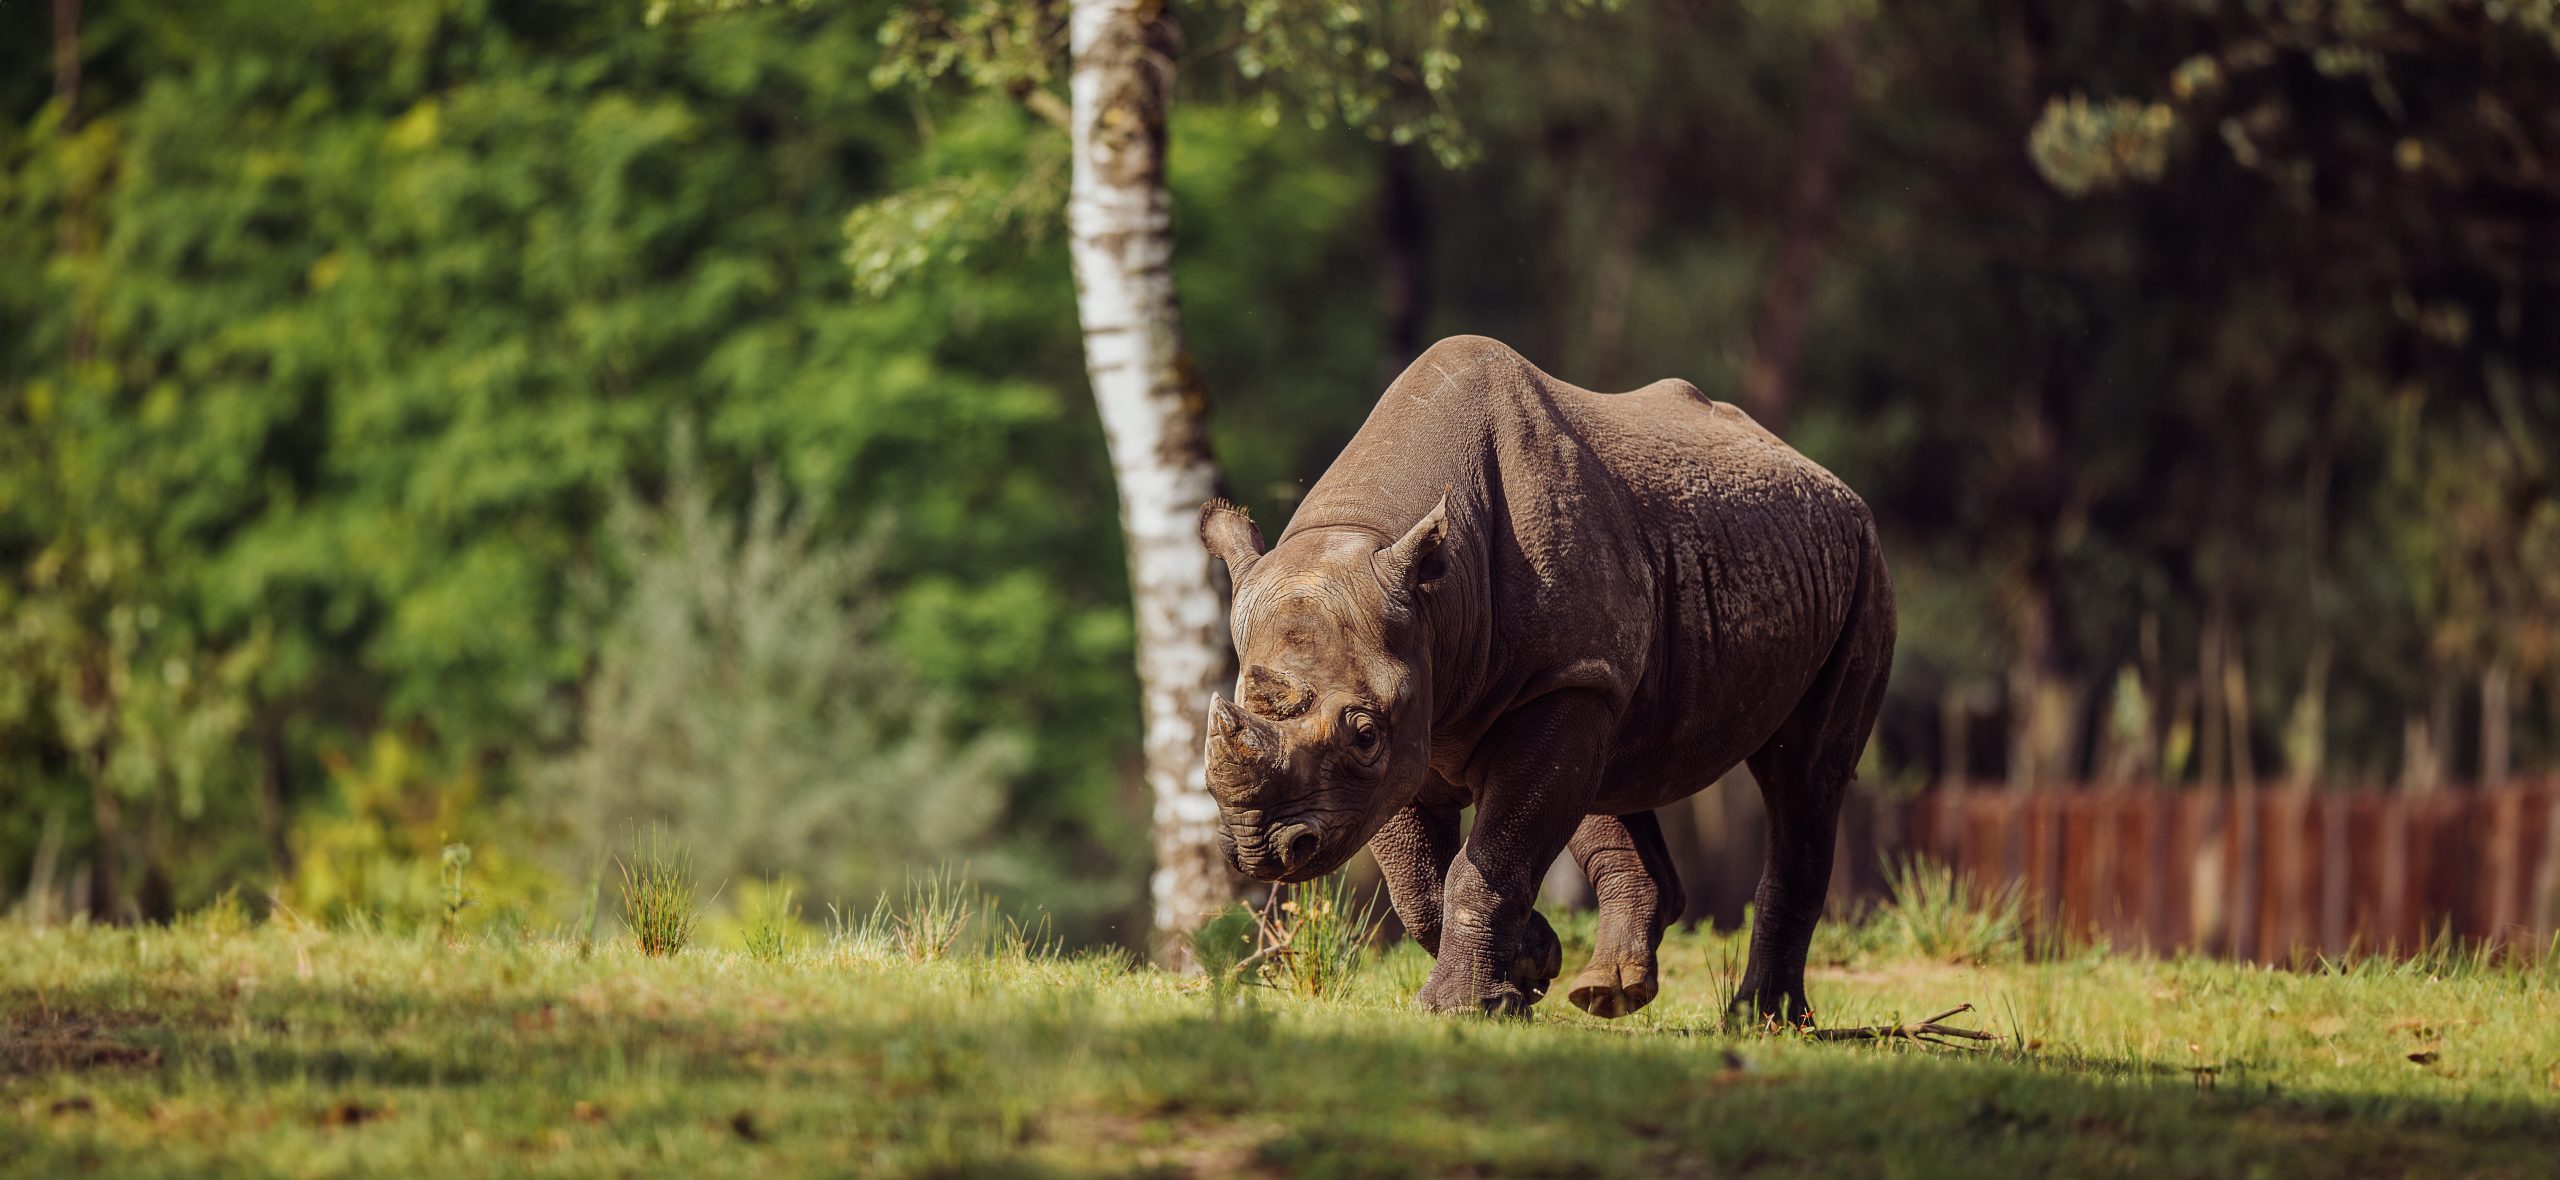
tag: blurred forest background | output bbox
[3,0,2557,946]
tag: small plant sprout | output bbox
[618,828,698,957]
[438,840,475,941]
[574,856,605,960]
[1189,904,1262,997]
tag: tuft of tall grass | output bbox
[742,884,799,964]
[1877,855,2025,964]
[819,867,1054,966]
[993,907,1060,961]
[825,897,891,961]
[185,885,254,938]
[1185,876,1380,999]
[1705,922,1751,1036]
[890,868,981,962]
[618,830,698,957]
[1269,873,1382,998]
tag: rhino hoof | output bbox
[1416,969,1539,1018]
[1566,961,1659,1019]
[1512,914,1563,995]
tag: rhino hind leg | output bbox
[1733,553,1896,1028]
[1565,811,1685,1018]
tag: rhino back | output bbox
[1286,336,1878,800]
[1573,382,1876,802]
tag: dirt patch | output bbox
[1067,1109,1285,1178]
[2,1013,163,1077]
[317,1098,393,1127]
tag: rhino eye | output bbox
[1344,709,1383,761]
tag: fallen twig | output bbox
[1807,1004,2000,1048]
[1248,883,1285,945]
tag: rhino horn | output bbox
[1209,694,1245,740]
[1208,694,1280,762]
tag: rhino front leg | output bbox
[1370,799,1460,956]
[1415,692,1608,1017]
[1565,810,1685,1018]
[1375,788,1564,1004]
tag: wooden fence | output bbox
[1834,783,2560,962]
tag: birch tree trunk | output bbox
[1066,0,1244,958]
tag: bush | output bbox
[537,437,1026,918]
[282,733,554,934]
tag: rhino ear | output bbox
[1374,496,1450,595]
[1199,499,1265,586]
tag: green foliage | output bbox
[617,828,699,957]
[848,0,1605,169]
[842,173,1044,296]
[0,0,1154,929]
[1204,0,1492,166]
[1796,0,2560,780]
[868,0,1063,98]
[2027,95,2175,194]
[282,733,554,934]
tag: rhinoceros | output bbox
[1197,336,1893,1023]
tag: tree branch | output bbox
[1019,86,1071,131]
[1807,1004,2001,1047]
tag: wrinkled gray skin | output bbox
[1199,336,1893,1023]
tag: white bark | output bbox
[1067,0,1242,957]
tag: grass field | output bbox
[5,887,2558,1178]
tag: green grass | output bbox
[3,912,2556,1178]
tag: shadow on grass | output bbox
[11,971,2559,1180]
